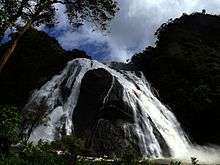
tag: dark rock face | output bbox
[88,119,130,157]
[131,13,220,145]
[0,28,90,108]
[73,68,137,157]
[73,68,113,137]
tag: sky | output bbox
[46,0,220,62]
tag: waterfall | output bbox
[23,58,220,163]
[119,71,190,158]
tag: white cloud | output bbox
[51,0,220,62]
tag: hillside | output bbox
[0,28,90,108]
[131,13,220,145]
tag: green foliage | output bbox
[0,135,86,165]
[0,6,8,38]
[0,0,118,40]
[0,142,65,165]
[50,135,86,163]
[65,0,119,30]
[19,141,66,165]
[0,105,21,153]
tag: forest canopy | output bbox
[0,0,118,72]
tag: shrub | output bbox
[0,105,21,153]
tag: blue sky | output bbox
[49,0,220,62]
[5,0,220,62]
[45,24,112,61]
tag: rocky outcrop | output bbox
[73,68,136,156]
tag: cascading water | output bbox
[23,58,220,163]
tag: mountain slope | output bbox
[131,13,220,144]
[0,28,90,107]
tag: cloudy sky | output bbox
[46,0,220,62]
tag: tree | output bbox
[120,143,142,162]
[50,135,85,164]
[0,0,118,73]
[0,105,21,153]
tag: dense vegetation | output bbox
[131,12,220,145]
[0,28,90,108]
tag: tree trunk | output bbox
[0,21,32,73]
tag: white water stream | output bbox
[24,58,220,163]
